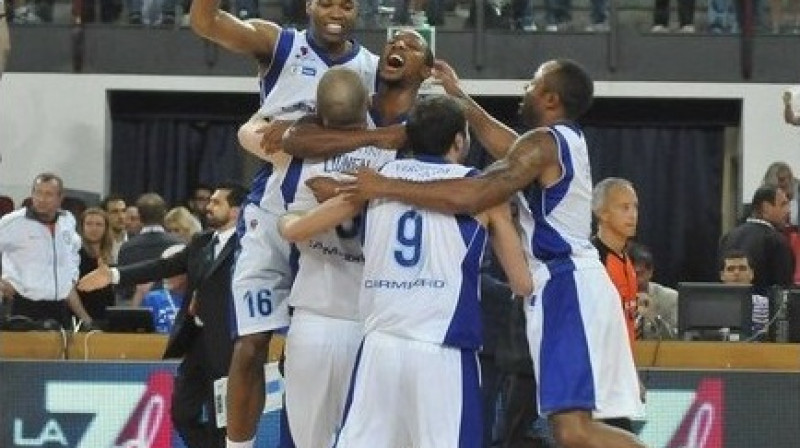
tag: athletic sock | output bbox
[226,438,255,448]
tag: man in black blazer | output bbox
[79,182,248,448]
[117,192,184,304]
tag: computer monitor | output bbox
[104,306,155,333]
[677,282,753,341]
[778,288,800,343]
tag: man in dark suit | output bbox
[117,192,184,305]
[79,182,248,448]
[720,184,795,296]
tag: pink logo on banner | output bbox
[667,378,724,448]
[114,372,174,448]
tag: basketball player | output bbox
[275,32,434,448]
[343,59,647,448]
[189,0,378,446]
[278,95,531,447]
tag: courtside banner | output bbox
[638,370,800,448]
[0,361,284,448]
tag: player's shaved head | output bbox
[316,67,369,129]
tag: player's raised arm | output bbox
[190,0,279,62]
[484,202,533,297]
[346,129,559,216]
[278,194,363,242]
[433,59,518,159]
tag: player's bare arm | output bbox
[346,129,559,215]
[484,202,533,297]
[433,59,518,159]
[190,0,279,63]
[282,121,406,158]
[238,114,293,167]
[278,194,362,242]
[784,91,800,126]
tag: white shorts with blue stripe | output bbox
[335,331,482,448]
[230,203,292,337]
[526,256,645,420]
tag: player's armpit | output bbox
[485,202,533,297]
[278,195,362,242]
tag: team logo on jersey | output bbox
[249,218,259,230]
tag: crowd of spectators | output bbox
[0,175,227,332]
[4,0,800,33]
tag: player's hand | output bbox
[784,91,793,107]
[77,261,113,292]
[431,59,462,96]
[306,176,346,203]
[257,121,286,155]
[337,167,386,203]
[0,279,16,301]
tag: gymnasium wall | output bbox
[1,73,799,205]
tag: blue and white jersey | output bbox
[287,117,396,320]
[252,28,379,214]
[360,156,486,349]
[516,123,599,272]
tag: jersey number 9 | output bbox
[394,210,422,267]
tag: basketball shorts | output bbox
[230,203,292,337]
[283,311,363,448]
[335,331,482,448]
[526,257,645,420]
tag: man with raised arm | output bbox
[344,59,647,448]
[189,0,377,446]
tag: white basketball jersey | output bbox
[287,115,396,320]
[255,28,379,213]
[516,123,599,270]
[360,156,486,349]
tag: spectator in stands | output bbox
[165,206,203,243]
[187,184,212,229]
[767,0,800,33]
[761,161,799,226]
[0,173,93,329]
[11,0,40,23]
[101,194,128,263]
[128,0,177,25]
[0,0,9,78]
[74,0,122,23]
[117,193,183,304]
[708,0,738,33]
[719,184,794,296]
[585,0,609,31]
[544,0,571,31]
[719,249,770,340]
[628,242,678,340]
[125,204,143,236]
[75,207,115,322]
[651,0,696,32]
[510,0,537,31]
